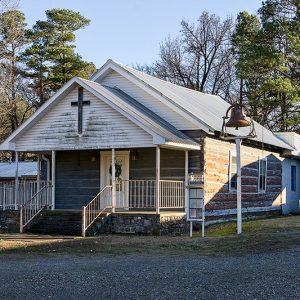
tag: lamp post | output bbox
[220,103,256,234]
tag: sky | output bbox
[19,0,263,68]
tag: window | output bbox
[291,165,296,191]
[229,153,237,191]
[258,158,267,192]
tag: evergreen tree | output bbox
[232,0,300,131]
[23,9,96,106]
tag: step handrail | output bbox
[20,183,52,233]
[82,185,112,237]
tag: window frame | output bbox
[258,157,267,193]
[291,165,296,192]
[229,150,237,192]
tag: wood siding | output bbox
[100,70,198,130]
[14,87,154,151]
[129,148,185,181]
[55,151,100,209]
[204,137,283,213]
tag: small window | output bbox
[258,158,267,192]
[291,165,296,191]
[229,153,237,191]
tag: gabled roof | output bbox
[91,59,294,151]
[0,162,37,178]
[0,77,200,151]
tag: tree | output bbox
[0,9,33,140]
[232,0,300,131]
[23,9,96,106]
[139,12,237,102]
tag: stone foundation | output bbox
[0,210,20,233]
[87,213,188,236]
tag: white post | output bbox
[51,150,56,210]
[189,221,193,238]
[112,148,116,213]
[37,154,41,189]
[184,151,189,215]
[14,151,19,210]
[156,146,160,214]
[236,138,242,234]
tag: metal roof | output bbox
[79,78,200,149]
[112,61,293,151]
[0,162,37,178]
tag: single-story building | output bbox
[276,132,300,214]
[0,59,297,235]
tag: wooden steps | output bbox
[25,210,82,236]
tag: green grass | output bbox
[0,215,299,257]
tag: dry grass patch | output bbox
[0,215,299,257]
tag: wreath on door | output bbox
[109,163,122,178]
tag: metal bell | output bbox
[225,104,251,129]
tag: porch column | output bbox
[51,150,56,210]
[112,148,116,213]
[37,154,41,191]
[156,146,160,214]
[185,150,189,215]
[14,151,19,210]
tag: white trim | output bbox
[258,156,267,193]
[100,150,130,210]
[156,146,160,214]
[91,59,212,133]
[51,150,56,210]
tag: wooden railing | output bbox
[82,186,112,237]
[20,183,52,233]
[0,180,51,210]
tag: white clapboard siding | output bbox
[14,88,154,151]
[100,70,198,130]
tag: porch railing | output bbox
[115,179,185,209]
[20,183,53,233]
[0,180,51,210]
[82,185,112,237]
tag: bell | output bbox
[225,104,251,129]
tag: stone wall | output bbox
[87,213,188,236]
[0,211,20,233]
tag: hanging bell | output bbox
[225,104,251,129]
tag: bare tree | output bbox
[139,12,238,102]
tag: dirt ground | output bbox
[0,216,299,300]
[0,215,299,256]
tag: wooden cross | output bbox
[71,87,90,134]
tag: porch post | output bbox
[185,150,189,215]
[14,151,19,210]
[156,146,160,214]
[112,148,116,213]
[51,150,56,210]
[37,154,41,190]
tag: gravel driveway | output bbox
[0,247,299,300]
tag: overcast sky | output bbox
[19,0,263,68]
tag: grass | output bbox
[0,215,299,257]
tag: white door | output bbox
[100,151,129,208]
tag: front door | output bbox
[100,151,129,208]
